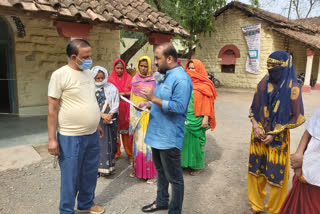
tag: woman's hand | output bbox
[294,167,302,178]
[106,113,113,121]
[261,135,274,145]
[101,113,112,124]
[291,152,303,169]
[201,116,209,128]
[253,127,265,139]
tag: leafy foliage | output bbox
[147,0,226,58]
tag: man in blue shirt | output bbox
[138,43,192,214]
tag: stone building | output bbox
[194,1,320,91]
[0,0,188,116]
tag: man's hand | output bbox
[291,152,303,169]
[136,102,151,111]
[48,139,60,156]
[261,135,273,145]
[253,127,265,139]
[141,88,155,101]
[201,116,209,128]
[98,125,104,138]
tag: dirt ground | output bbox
[0,88,319,214]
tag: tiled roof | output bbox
[0,0,189,37]
[293,17,320,33]
[215,1,320,51]
[273,28,320,50]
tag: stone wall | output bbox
[11,16,120,115]
[194,8,312,88]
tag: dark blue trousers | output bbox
[152,147,184,214]
[58,131,100,214]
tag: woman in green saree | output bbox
[181,59,217,175]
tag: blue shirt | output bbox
[145,66,192,150]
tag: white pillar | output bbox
[314,56,320,90]
[302,49,314,92]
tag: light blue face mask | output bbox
[76,57,93,70]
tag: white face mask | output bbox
[154,72,165,83]
[95,79,107,87]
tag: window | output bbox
[218,45,240,73]
[221,65,235,73]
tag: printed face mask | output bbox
[76,57,93,70]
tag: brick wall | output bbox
[194,9,311,88]
[13,17,120,115]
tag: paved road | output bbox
[0,88,319,214]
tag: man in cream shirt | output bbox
[48,39,104,214]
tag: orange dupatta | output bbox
[185,59,217,131]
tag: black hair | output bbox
[139,59,148,65]
[115,60,124,66]
[66,39,91,57]
[162,44,178,62]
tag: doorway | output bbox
[0,17,16,113]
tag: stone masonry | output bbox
[12,16,120,116]
[194,8,316,89]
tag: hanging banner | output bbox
[242,24,261,74]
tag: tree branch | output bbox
[120,36,148,65]
[152,0,162,11]
[293,0,301,19]
[305,0,315,18]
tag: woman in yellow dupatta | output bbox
[129,56,157,183]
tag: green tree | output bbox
[148,0,226,59]
[121,0,227,63]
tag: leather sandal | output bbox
[141,201,168,213]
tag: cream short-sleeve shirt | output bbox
[48,65,100,136]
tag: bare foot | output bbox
[129,172,135,178]
[190,170,201,176]
[129,158,134,165]
[146,178,157,184]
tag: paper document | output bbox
[120,96,149,112]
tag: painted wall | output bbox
[10,16,120,115]
[194,8,314,88]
